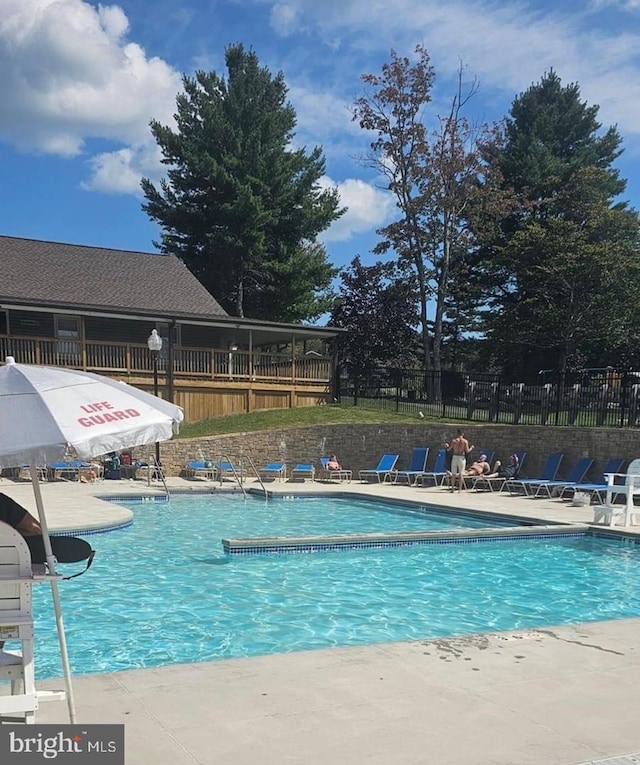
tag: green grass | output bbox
[177,399,618,439]
[177,404,430,439]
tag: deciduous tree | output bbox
[353,46,498,373]
[331,257,419,381]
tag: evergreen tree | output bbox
[480,71,640,377]
[141,44,344,321]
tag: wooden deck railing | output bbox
[0,335,331,384]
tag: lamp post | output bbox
[147,329,163,467]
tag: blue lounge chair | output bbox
[214,460,243,482]
[258,462,287,481]
[508,453,564,496]
[530,456,594,498]
[415,449,449,487]
[291,463,315,481]
[49,460,93,482]
[391,447,430,485]
[319,457,352,482]
[358,454,399,483]
[471,451,527,492]
[185,459,216,480]
[559,458,625,503]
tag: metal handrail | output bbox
[242,454,268,497]
[147,456,170,500]
[218,454,246,499]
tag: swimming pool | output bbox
[29,496,640,679]
[139,492,522,537]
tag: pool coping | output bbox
[104,487,640,552]
[222,523,591,554]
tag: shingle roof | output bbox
[0,235,227,319]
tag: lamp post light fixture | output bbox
[147,329,163,467]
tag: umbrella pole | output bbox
[30,466,77,724]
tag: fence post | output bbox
[489,382,499,422]
[512,383,524,424]
[555,374,565,425]
[540,384,552,425]
[466,381,476,420]
[596,384,609,426]
[568,384,580,425]
[629,384,640,427]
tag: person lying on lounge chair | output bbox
[445,454,489,490]
[485,453,520,479]
[327,455,342,470]
[461,454,491,477]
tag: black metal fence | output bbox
[338,368,640,428]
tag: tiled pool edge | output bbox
[222,523,591,555]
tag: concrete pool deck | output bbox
[3,475,640,764]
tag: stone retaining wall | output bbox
[132,422,640,481]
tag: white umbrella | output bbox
[0,356,184,722]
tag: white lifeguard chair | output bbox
[594,459,640,527]
[0,521,64,722]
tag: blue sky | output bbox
[2,0,640,279]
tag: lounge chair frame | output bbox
[529,457,594,498]
[258,463,287,482]
[291,463,315,481]
[319,458,352,482]
[390,447,429,486]
[507,453,564,496]
[358,454,399,483]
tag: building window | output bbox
[55,315,81,358]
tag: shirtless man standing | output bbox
[444,429,474,492]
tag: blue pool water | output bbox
[139,493,518,537]
[28,496,640,679]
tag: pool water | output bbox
[29,497,640,679]
[142,493,517,537]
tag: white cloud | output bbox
[260,0,640,149]
[589,0,640,8]
[81,142,164,195]
[269,3,303,35]
[287,85,360,158]
[0,0,181,178]
[320,177,394,242]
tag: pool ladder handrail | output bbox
[147,455,170,500]
[243,454,267,497]
[217,453,246,498]
[217,453,267,498]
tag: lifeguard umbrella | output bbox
[0,357,184,722]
